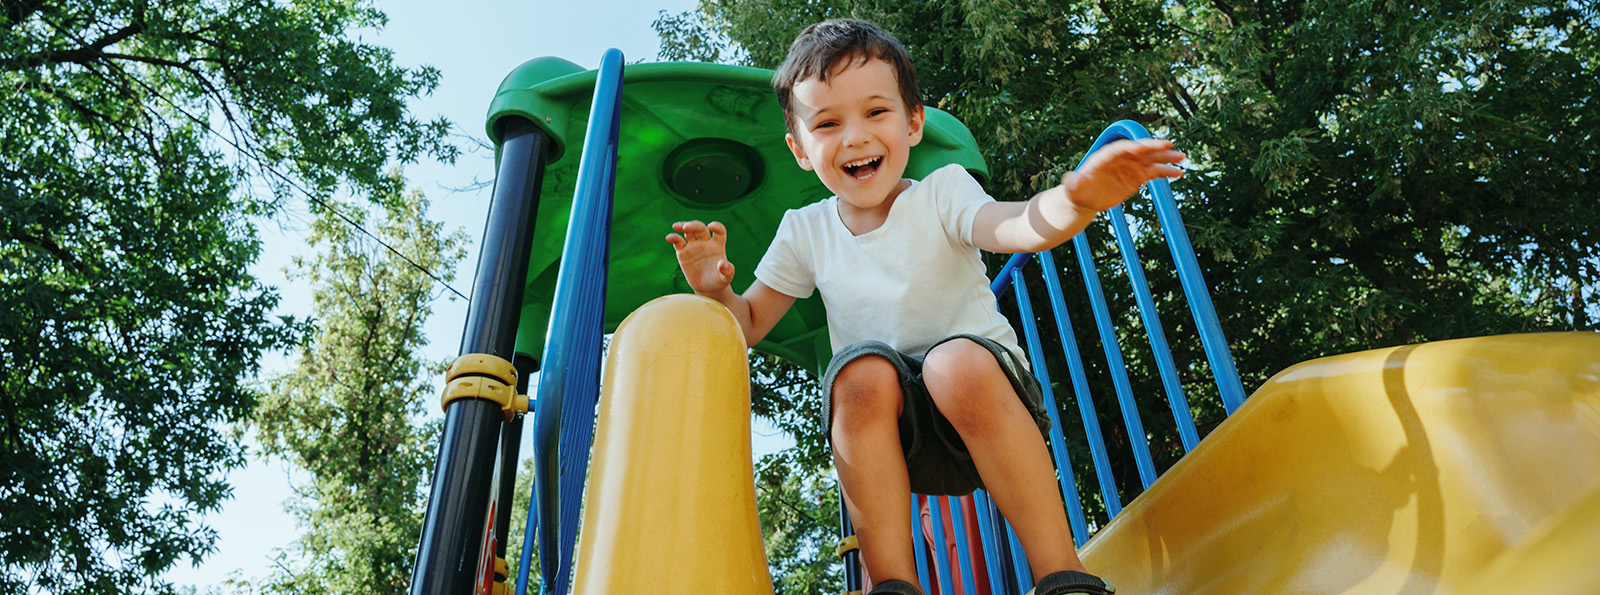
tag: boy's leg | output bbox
[830,354,920,588]
[921,338,1087,578]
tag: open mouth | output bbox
[842,156,882,180]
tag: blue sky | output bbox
[158,0,801,588]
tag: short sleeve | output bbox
[754,209,816,299]
[929,164,994,246]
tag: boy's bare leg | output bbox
[922,339,1087,578]
[830,355,920,587]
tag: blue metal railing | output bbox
[519,49,624,595]
[920,120,1244,595]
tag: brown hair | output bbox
[772,18,923,137]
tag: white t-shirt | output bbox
[755,163,1026,364]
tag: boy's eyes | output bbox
[811,108,892,130]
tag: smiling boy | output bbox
[666,18,1184,595]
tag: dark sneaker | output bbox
[869,579,924,595]
[1034,570,1116,595]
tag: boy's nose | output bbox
[842,122,872,148]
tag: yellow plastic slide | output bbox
[1080,332,1600,595]
[570,295,776,594]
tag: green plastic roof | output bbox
[489,57,987,375]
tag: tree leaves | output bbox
[251,184,466,595]
[1,1,453,593]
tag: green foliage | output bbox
[659,0,1599,562]
[251,184,467,595]
[1,1,451,593]
[755,450,842,595]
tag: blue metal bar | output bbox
[525,48,624,595]
[1036,250,1121,518]
[971,490,1009,595]
[948,496,979,594]
[1012,269,1090,545]
[1004,520,1032,592]
[927,496,956,595]
[913,495,932,594]
[1091,121,1245,413]
[1106,206,1200,452]
[991,252,1030,297]
[1068,230,1158,489]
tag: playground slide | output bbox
[568,295,776,594]
[1078,332,1600,595]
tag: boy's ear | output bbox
[785,132,814,171]
[908,105,926,148]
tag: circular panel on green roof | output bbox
[664,138,765,207]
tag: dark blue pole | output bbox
[411,116,548,595]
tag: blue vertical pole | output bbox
[969,490,1008,595]
[524,48,625,595]
[947,496,978,594]
[1106,207,1200,452]
[913,495,932,594]
[1069,230,1159,489]
[1012,269,1090,545]
[1037,250,1121,517]
[927,497,956,595]
[1093,120,1245,413]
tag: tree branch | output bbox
[2,0,46,29]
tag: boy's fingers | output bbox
[708,221,728,240]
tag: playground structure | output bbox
[407,49,1600,595]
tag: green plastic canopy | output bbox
[488,57,987,375]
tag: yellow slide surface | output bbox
[1080,332,1600,594]
[570,295,775,594]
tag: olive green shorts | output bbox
[821,334,1052,496]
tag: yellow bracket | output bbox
[448,353,518,385]
[836,534,859,558]
[441,353,529,421]
[494,556,509,580]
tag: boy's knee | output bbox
[830,355,903,422]
[924,338,1006,393]
[923,339,1012,427]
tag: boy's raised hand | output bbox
[1062,138,1187,213]
[665,220,736,296]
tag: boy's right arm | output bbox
[665,220,797,348]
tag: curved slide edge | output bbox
[1078,332,1600,594]
[570,294,776,594]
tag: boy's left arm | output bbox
[970,138,1185,254]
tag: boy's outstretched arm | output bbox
[665,220,797,348]
[970,138,1186,254]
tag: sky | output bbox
[157,0,810,588]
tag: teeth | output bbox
[843,156,880,168]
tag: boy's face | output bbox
[784,57,924,212]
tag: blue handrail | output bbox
[520,48,624,595]
[954,120,1243,593]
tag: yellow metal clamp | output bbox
[494,556,509,580]
[836,534,859,558]
[440,354,529,421]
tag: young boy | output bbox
[665,18,1183,595]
